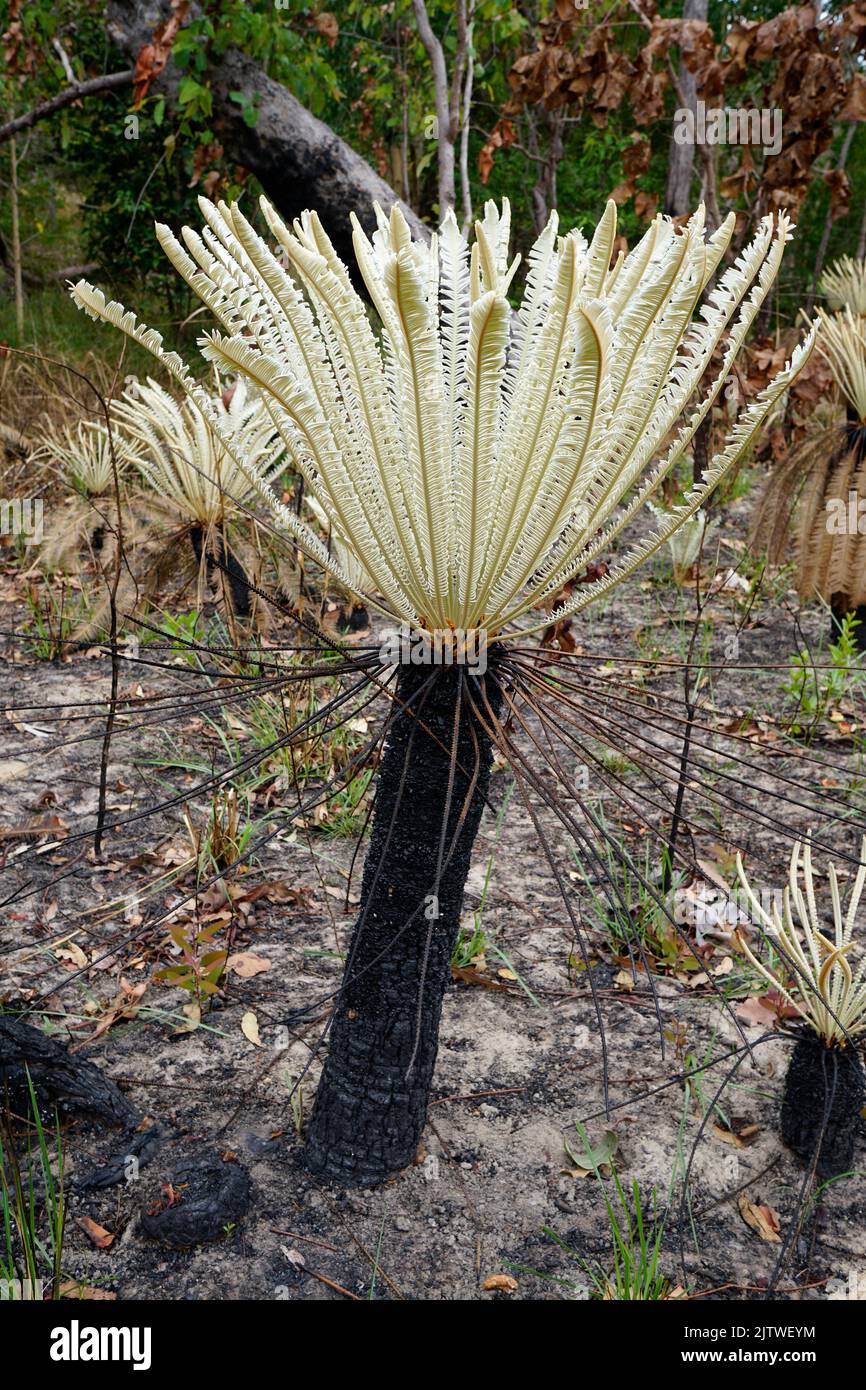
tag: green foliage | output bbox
[783,610,865,735]
[0,1068,66,1302]
[548,1126,678,1301]
[157,917,229,1008]
[4,0,866,356]
[23,580,89,661]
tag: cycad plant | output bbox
[753,305,866,643]
[70,195,812,1185]
[736,841,866,1176]
[646,502,718,584]
[819,254,866,316]
[34,418,132,572]
[110,375,284,619]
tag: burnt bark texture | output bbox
[305,660,503,1186]
[105,1,429,267]
[0,1017,136,1127]
[189,524,251,619]
[781,1034,864,1178]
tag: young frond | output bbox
[646,503,718,580]
[815,307,866,421]
[110,376,285,527]
[736,840,866,1046]
[819,254,866,316]
[70,197,813,641]
[34,418,128,497]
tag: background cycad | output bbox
[753,300,866,638]
[69,196,813,1185]
[819,254,866,316]
[736,841,866,1174]
[111,374,284,530]
[34,417,135,574]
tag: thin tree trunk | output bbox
[305,661,502,1186]
[526,113,548,235]
[806,123,856,314]
[412,0,471,218]
[459,5,475,230]
[545,110,563,216]
[9,135,24,338]
[664,0,707,218]
[397,23,412,208]
[857,191,866,261]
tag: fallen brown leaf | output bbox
[226,952,272,979]
[738,1194,781,1242]
[76,1216,115,1250]
[483,1274,518,1293]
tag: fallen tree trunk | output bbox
[105,0,429,263]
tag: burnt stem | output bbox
[304,658,503,1186]
[781,1033,864,1178]
[189,524,252,620]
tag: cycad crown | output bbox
[71,196,813,638]
[819,254,866,316]
[110,376,284,528]
[37,418,128,497]
[737,840,866,1046]
[815,306,866,423]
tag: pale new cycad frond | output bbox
[736,840,866,1046]
[819,255,866,316]
[36,418,129,497]
[814,306,866,421]
[646,503,718,580]
[70,197,814,641]
[110,376,285,527]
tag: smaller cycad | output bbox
[112,375,283,529]
[109,375,285,623]
[646,502,717,583]
[736,841,866,1175]
[752,305,866,642]
[34,418,136,573]
[819,254,866,316]
[38,418,122,499]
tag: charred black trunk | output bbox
[337,602,370,634]
[189,525,252,619]
[304,658,503,1186]
[780,1034,864,1178]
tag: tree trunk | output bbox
[664,0,708,218]
[105,1,428,266]
[189,524,251,620]
[806,123,856,314]
[305,660,503,1186]
[411,0,459,217]
[9,135,24,338]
